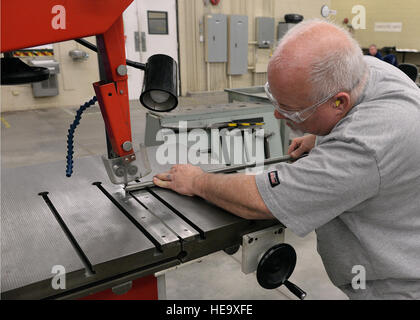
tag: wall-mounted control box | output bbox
[205,14,228,62]
[256,17,275,48]
[277,22,297,42]
[228,15,248,75]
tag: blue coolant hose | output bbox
[66,96,98,177]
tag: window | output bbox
[147,11,168,35]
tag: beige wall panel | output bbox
[1,37,99,112]
[331,0,420,50]
[178,0,330,95]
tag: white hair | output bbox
[274,19,367,103]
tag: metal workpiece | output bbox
[92,182,178,250]
[124,154,297,192]
[150,188,278,262]
[130,190,199,241]
[152,188,265,235]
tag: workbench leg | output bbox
[157,274,167,300]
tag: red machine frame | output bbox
[1,0,134,157]
[1,0,158,299]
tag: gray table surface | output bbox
[1,147,276,299]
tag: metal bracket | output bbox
[241,224,285,274]
[102,144,151,185]
[134,31,140,52]
[141,32,147,52]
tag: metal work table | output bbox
[224,87,305,143]
[225,86,269,104]
[1,147,277,299]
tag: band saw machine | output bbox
[1,0,306,300]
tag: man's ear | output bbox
[334,92,351,113]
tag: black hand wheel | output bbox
[257,243,307,300]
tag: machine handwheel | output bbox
[257,243,307,300]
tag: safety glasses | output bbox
[264,82,336,123]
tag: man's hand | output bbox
[288,134,316,158]
[153,164,205,197]
[154,165,273,220]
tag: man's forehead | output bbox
[268,62,311,91]
[268,73,314,109]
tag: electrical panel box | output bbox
[29,59,60,97]
[205,14,228,63]
[228,15,248,75]
[277,22,295,42]
[256,17,275,48]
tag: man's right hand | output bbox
[288,134,316,158]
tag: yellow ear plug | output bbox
[335,100,340,107]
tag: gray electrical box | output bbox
[29,59,60,97]
[205,14,228,63]
[277,22,296,42]
[228,15,248,75]
[256,17,275,48]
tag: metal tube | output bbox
[207,154,292,174]
[76,38,146,70]
[125,154,305,192]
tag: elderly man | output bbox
[154,20,420,300]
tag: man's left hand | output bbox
[153,164,205,197]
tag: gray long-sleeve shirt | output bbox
[256,56,420,300]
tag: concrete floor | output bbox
[0,92,348,300]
